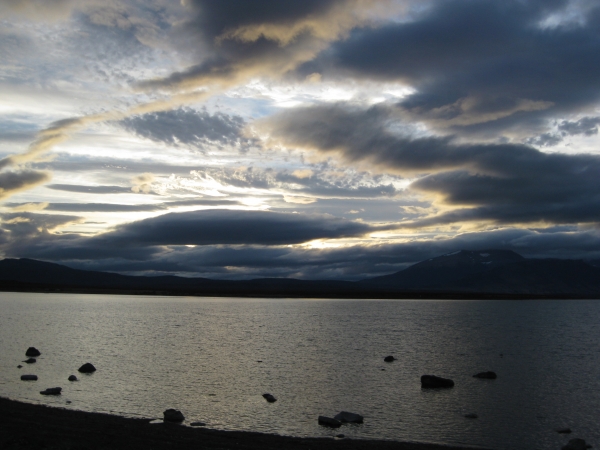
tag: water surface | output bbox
[0,293,598,449]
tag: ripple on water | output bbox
[0,294,599,450]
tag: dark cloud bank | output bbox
[2,209,600,280]
[263,103,600,227]
[120,108,246,149]
[299,0,600,138]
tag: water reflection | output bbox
[0,294,598,450]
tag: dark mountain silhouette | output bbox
[361,250,524,290]
[0,250,599,298]
[447,259,600,295]
[0,258,356,297]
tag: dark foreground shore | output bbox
[0,397,486,450]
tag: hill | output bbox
[0,251,599,298]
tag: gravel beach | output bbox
[0,397,487,450]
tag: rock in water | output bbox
[23,358,36,364]
[26,347,41,357]
[68,375,78,381]
[473,371,497,379]
[421,375,454,388]
[556,428,572,434]
[20,374,38,381]
[384,355,396,362]
[334,411,364,424]
[464,413,478,419]
[163,409,185,422]
[17,365,22,369]
[262,393,277,403]
[562,439,588,450]
[78,363,96,373]
[40,387,62,395]
[318,416,342,428]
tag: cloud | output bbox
[140,0,402,91]
[45,184,134,194]
[261,102,600,226]
[131,173,155,194]
[5,223,600,280]
[120,108,246,149]
[0,170,51,200]
[526,116,600,147]
[0,209,380,266]
[0,212,82,240]
[99,209,376,246]
[6,198,243,213]
[0,1,400,201]
[298,0,600,137]
[9,202,49,212]
[0,0,77,21]
[182,165,401,200]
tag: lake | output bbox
[0,293,598,449]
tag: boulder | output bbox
[384,356,396,362]
[23,358,36,364]
[26,347,41,357]
[163,409,185,422]
[473,371,497,379]
[421,375,454,388]
[20,374,38,381]
[68,375,78,381]
[334,411,364,424]
[78,363,96,373]
[262,393,277,403]
[40,387,62,395]
[562,439,588,450]
[318,416,341,428]
[556,428,572,434]
[464,413,478,419]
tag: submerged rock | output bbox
[556,428,572,434]
[562,438,588,450]
[464,413,478,419]
[421,375,454,388]
[163,409,185,422]
[334,411,364,424]
[23,358,36,364]
[383,356,396,362]
[473,371,497,379]
[20,374,38,381]
[68,375,78,381]
[318,416,341,428]
[40,387,62,395]
[78,363,96,373]
[26,347,41,357]
[262,393,277,403]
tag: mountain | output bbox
[360,250,524,290]
[359,250,600,297]
[1,252,599,298]
[448,259,600,295]
[0,258,356,297]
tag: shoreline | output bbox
[0,397,489,450]
[1,285,595,300]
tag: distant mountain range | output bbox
[1,250,599,298]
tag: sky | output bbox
[1,0,600,280]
